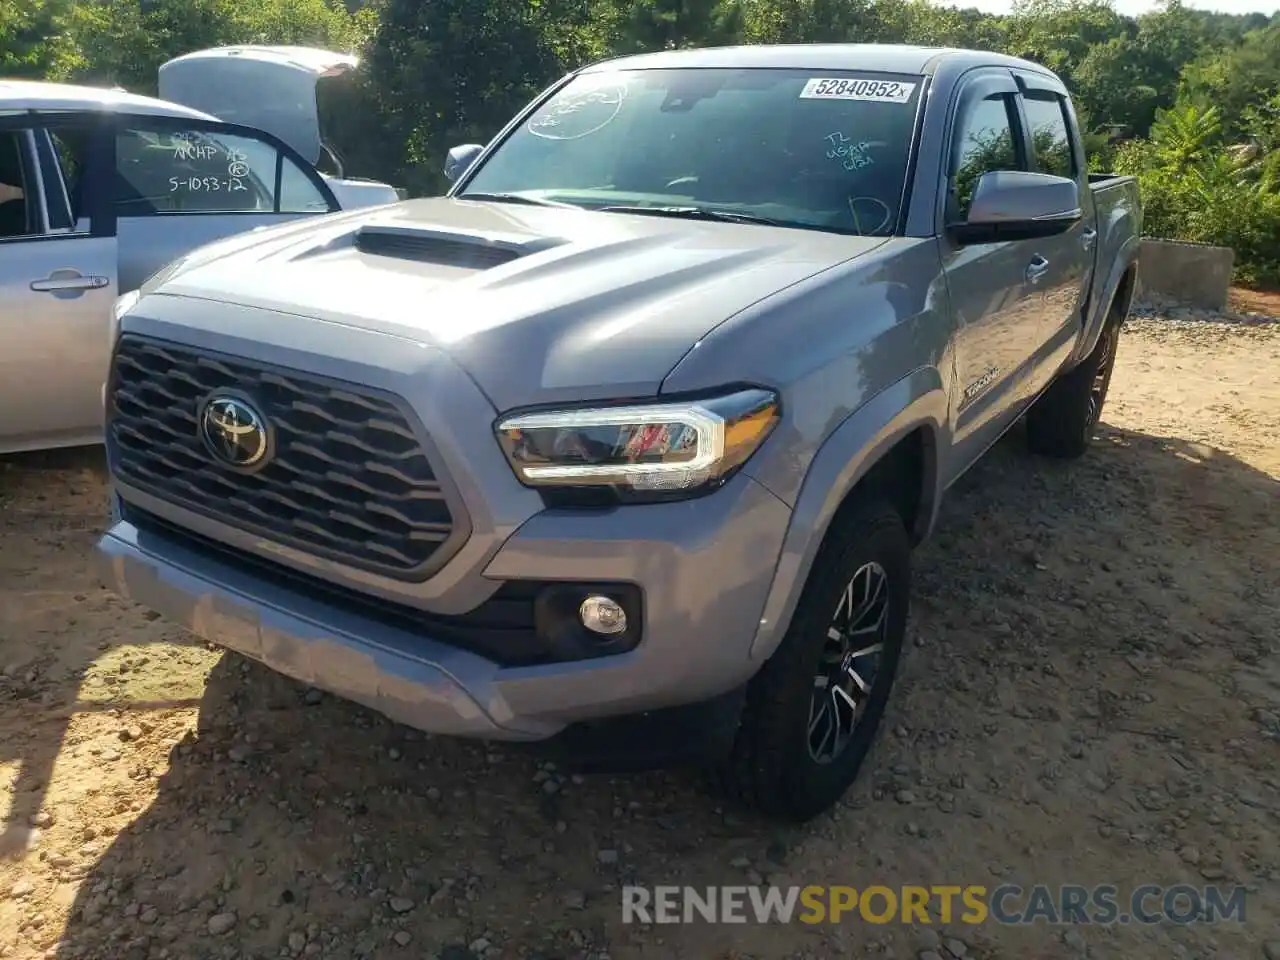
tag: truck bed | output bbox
[1087,172,1143,302]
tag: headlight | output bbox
[495,387,780,503]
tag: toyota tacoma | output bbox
[98,44,1141,822]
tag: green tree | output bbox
[362,0,601,197]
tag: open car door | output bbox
[110,112,342,292]
[0,112,118,453]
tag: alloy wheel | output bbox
[807,561,890,764]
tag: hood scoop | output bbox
[353,225,563,270]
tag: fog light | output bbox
[580,595,627,636]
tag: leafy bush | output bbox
[1114,100,1280,287]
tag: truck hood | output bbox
[158,197,889,410]
[158,45,357,169]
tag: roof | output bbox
[160,45,359,79]
[580,43,1050,77]
[0,80,217,119]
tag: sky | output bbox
[937,0,1278,14]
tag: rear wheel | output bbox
[1026,306,1124,458]
[722,500,910,822]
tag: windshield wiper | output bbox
[597,205,782,227]
[458,192,580,208]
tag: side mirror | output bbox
[950,170,1081,244]
[444,144,483,183]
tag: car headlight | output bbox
[495,387,780,503]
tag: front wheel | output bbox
[721,500,910,822]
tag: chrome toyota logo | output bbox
[199,396,270,469]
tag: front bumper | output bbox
[96,472,791,741]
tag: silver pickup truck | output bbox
[97,44,1142,822]
[0,45,398,455]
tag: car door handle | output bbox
[30,273,111,293]
[1081,228,1098,251]
[1025,256,1050,284]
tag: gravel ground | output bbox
[1,295,1277,960]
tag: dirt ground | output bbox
[1,295,1277,960]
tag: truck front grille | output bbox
[106,335,459,580]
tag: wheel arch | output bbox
[748,367,948,663]
[1073,241,1141,367]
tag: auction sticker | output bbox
[799,78,916,103]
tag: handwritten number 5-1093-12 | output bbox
[169,177,248,193]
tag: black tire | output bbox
[1025,306,1124,459]
[722,499,910,822]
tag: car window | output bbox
[0,131,36,239]
[461,68,924,237]
[115,125,332,216]
[1022,93,1075,178]
[49,129,88,226]
[948,94,1022,221]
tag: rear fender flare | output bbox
[1074,237,1140,366]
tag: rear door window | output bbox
[115,122,336,216]
[1021,93,1076,178]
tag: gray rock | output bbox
[9,878,34,899]
[288,932,307,952]
[207,912,237,936]
[597,849,619,865]
[895,789,916,804]
[916,928,941,950]
[945,938,968,957]
[1262,941,1280,960]
[387,897,414,914]
[393,931,413,946]
[1062,927,1086,953]
[1178,845,1201,865]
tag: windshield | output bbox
[459,67,924,236]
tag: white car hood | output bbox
[157,45,356,168]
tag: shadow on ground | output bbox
[3,418,1276,959]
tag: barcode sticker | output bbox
[799,78,916,103]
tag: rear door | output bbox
[111,113,340,291]
[1009,70,1097,399]
[0,113,118,453]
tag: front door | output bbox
[938,70,1044,483]
[111,114,341,292]
[0,115,119,453]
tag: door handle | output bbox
[1081,227,1098,251]
[1025,256,1050,284]
[30,273,111,293]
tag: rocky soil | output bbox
[1,292,1277,960]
